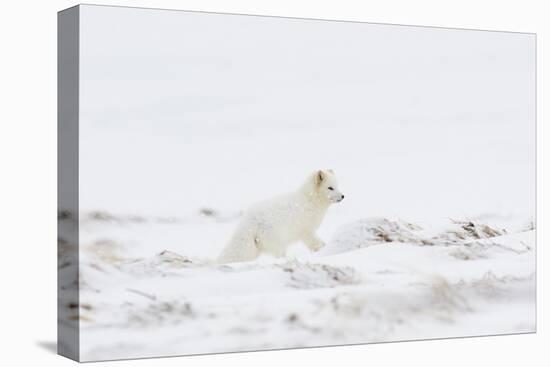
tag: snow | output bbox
[61,4,537,362]
[58,211,535,361]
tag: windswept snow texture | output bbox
[61,212,535,361]
[72,5,535,362]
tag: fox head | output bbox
[312,169,345,204]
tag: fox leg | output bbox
[302,233,325,252]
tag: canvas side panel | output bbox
[57,5,80,362]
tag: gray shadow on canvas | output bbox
[36,341,57,354]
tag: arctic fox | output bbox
[218,170,344,263]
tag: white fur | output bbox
[218,170,344,263]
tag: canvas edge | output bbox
[58,4,80,362]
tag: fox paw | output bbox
[311,241,326,252]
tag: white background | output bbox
[0,0,546,366]
[78,5,534,222]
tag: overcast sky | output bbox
[78,5,535,220]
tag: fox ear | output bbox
[316,170,325,185]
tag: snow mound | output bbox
[324,217,523,255]
[324,218,427,254]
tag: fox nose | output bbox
[341,194,345,200]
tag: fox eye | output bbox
[328,186,334,191]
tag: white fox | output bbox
[218,170,344,263]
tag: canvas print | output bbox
[58,4,536,362]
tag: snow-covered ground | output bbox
[64,5,536,362]
[58,210,535,361]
